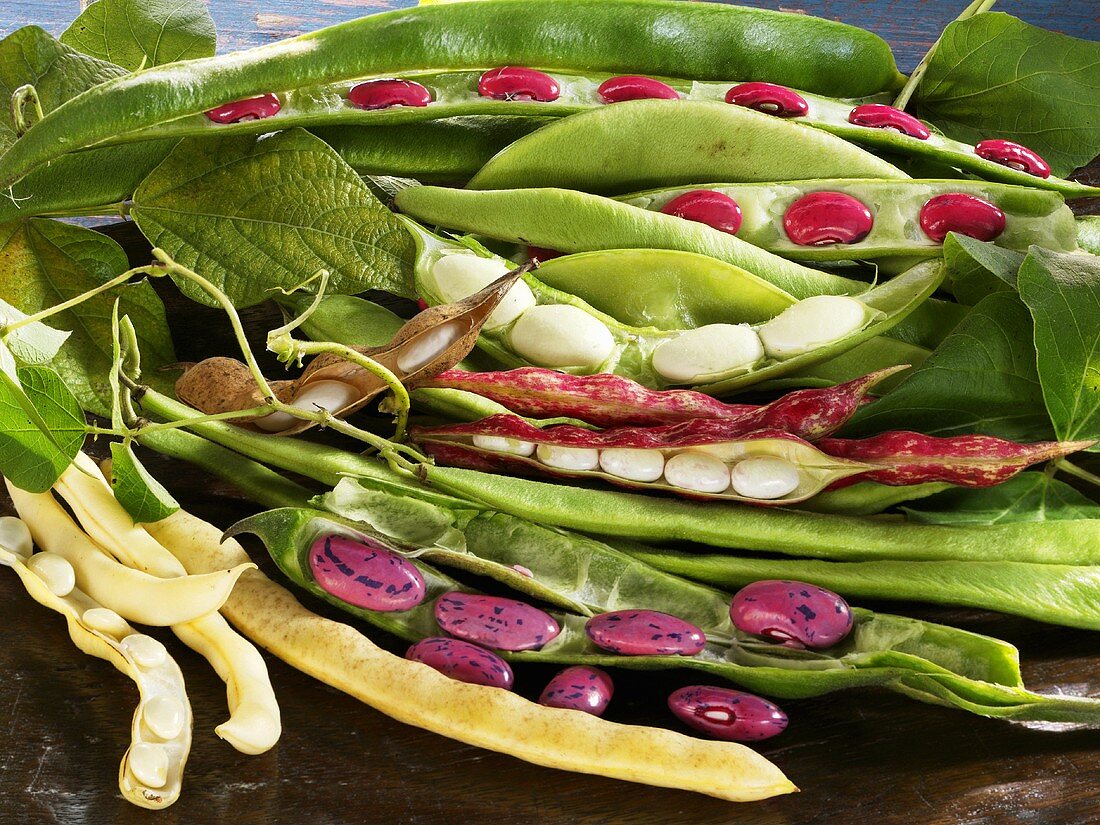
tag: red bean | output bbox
[974,139,1051,179]
[597,75,679,103]
[783,192,873,245]
[204,93,281,124]
[730,580,853,649]
[308,534,426,612]
[539,666,614,716]
[406,637,514,689]
[526,245,563,261]
[585,610,706,656]
[847,103,930,140]
[660,190,743,235]
[434,591,560,651]
[478,67,561,102]
[668,686,788,741]
[919,193,1006,243]
[348,78,432,110]
[724,82,808,118]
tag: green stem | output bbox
[2,264,156,335]
[1057,459,1100,489]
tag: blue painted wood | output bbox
[4,0,1097,71]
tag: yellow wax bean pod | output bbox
[148,508,796,802]
[54,457,281,755]
[0,539,191,810]
[6,481,254,626]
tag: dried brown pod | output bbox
[174,266,527,434]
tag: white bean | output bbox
[598,448,665,482]
[535,444,600,471]
[471,435,536,456]
[396,320,464,373]
[0,516,32,559]
[26,552,76,597]
[82,607,131,637]
[123,634,169,669]
[128,743,169,789]
[509,304,615,368]
[429,254,535,329]
[757,295,868,359]
[663,452,731,493]
[651,324,764,383]
[143,696,186,741]
[255,380,360,432]
[730,457,802,500]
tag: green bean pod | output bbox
[0,0,904,187]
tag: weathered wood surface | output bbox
[2,2,1100,824]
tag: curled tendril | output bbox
[11,84,45,137]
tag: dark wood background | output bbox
[2,2,1100,824]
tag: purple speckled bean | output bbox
[668,686,788,742]
[730,579,853,649]
[434,592,560,651]
[539,666,614,716]
[405,637,514,689]
[585,610,706,656]
[308,534,425,612]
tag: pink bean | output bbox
[724,82,808,118]
[434,591,560,651]
[478,67,561,102]
[660,190,743,235]
[975,139,1051,179]
[205,93,281,124]
[309,534,426,612]
[847,103,930,140]
[539,666,614,716]
[406,637,514,689]
[668,686,788,741]
[783,192,873,245]
[348,78,432,110]
[598,75,679,103]
[919,193,1006,243]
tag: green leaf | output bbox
[943,232,1025,306]
[61,0,215,71]
[902,472,1100,525]
[1017,246,1100,444]
[109,440,179,522]
[131,129,417,308]
[0,298,70,369]
[844,291,1053,441]
[0,364,85,493]
[913,13,1100,177]
[0,219,176,417]
[1079,217,1100,257]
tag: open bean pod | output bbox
[0,542,191,810]
[413,416,871,505]
[174,265,524,434]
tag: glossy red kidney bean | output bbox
[478,67,561,102]
[434,591,560,651]
[730,580,853,649]
[597,75,680,104]
[847,103,930,140]
[416,298,430,312]
[660,190,743,235]
[308,534,426,612]
[974,139,1052,179]
[204,93,281,124]
[783,192,874,245]
[724,82,808,118]
[526,245,563,261]
[348,78,432,110]
[585,610,706,656]
[406,637,514,689]
[919,193,1006,243]
[668,686,788,742]
[539,666,614,716]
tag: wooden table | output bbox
[3,3,1100,823]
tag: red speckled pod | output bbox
[348,78,432,110]
[819,432,1095,488]
[660,190,743,235]
[919,193,1006,243]
[847,103,930,140]
[597,75,680,103]
[784,191,874,245]
[539,666,614,716]
[434,592,560,651]
[308,534,425,612]
[205,93,281,123]
[478,67,560,102]
[586,610,706,656]
[724,82,808,118]
[975,139,1051,179]
[730,580,853,648]
[406,637,514,689]
[668,686,788,742]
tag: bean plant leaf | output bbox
[0,298,70,370]
[943,232,1025,307]
[0,219,176,417]
[109,441,179,523]
[1079,217,1100,257]
[61,0,215,72]
[903,472,1100,525]
[0,364,85,493]
[1017,247,1100,444]
[913,13,1100,177]
[131,129,417,308]
[844,291,1053,441]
